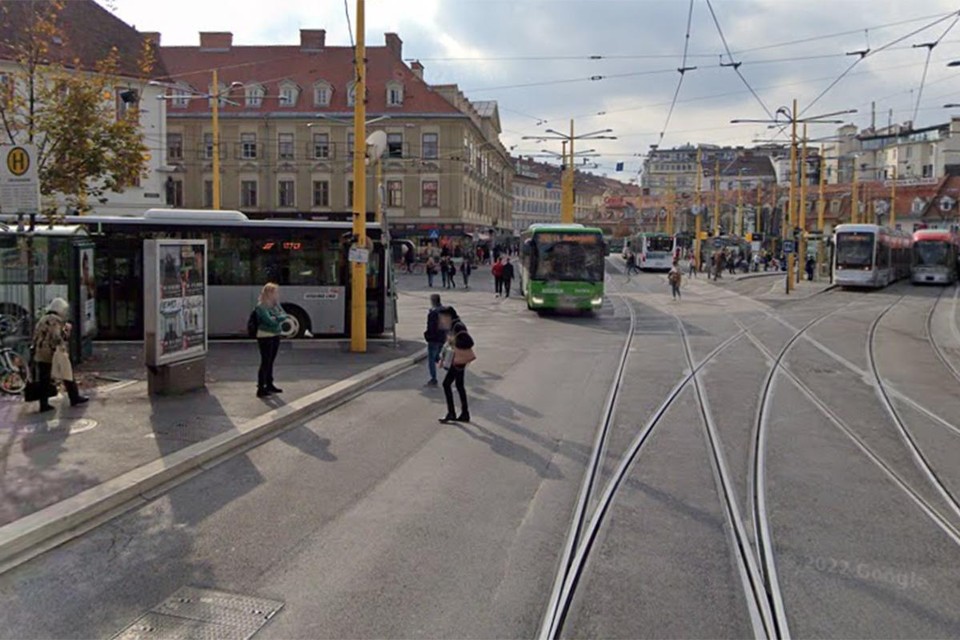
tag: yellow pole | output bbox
[350,0,367,353]
[736,169,743,237]
[851,161,859,224]
[376,158,383,226]
[818,144,826,279]
[667,177,675,236]
[756,184,762,235]
[212,68,221,210]
[695,147,702,269]
[786,98,797,294]
[561,120,575,223]
[890,165,897,228]
[798,123,808,284]
[713,157,720,235]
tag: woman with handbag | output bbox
[32,297,87,413]
[437,306,475,423]
[254,282,288,398]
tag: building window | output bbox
[167,133,183,161]
[278,180,295,207]
[245,85,264,108]
[313,133,330,159]
[347,82,356,107]
[422,133,438,159]
[203,133,214,159]
[347,132,355,158]
[421,180,438,208]
[166,179,183,207]
[279,84,298,107]
[347,179,354,208]
[241,132,257,159]
[312,180,330,207]
[387,83,403,106]
[314,82,331,107]
[241,180,258,207]
[203,180,213,208]
[830,199,840,213]
[171,87,190,108]
[387,179,403,207]
[278,133,295,160]
[387,132,403,158]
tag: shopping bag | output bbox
[51,347,74,381]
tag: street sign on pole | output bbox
[0,144,40,214]
[783,240,796,254]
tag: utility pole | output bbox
[212,68,221,209]
[818,143,827,279]
[756,184,763,235]
[713,157,721,236]
[798,123,808,284]
[736,169,744,237]
[350,0,367,353]
[694,146,702,269]
[565,119,574,223]
[666,176,675,236]
[890,165,897,228]
[851,161,859,225]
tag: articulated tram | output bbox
[911,229,960,285]
[833,224,912,288]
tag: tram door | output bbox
[95,241,142,339]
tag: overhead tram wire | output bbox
[801,9,960,116]
[705,0,773,119]
[343,0,355,48]
[656,0,698,150]
[911,12,960,122]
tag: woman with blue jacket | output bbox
[255,282,288,397]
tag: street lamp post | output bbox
[351,0,367,353]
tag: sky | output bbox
[110,0,960,181]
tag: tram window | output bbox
[836,233,875,268]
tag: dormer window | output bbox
[208,83,228,107]
[279,82,299,107]
[245,84,265,108]
[386,82,403,106]
[314,81,332,107]
[347,82,356,107]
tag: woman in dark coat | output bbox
[438,306,475,423]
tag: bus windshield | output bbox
[533,233,605,282]
[646,236,674,252]
[914,241,950,267]
[836,232,875,268]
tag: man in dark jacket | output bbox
[423,293,446,386]
[501,258,515,297]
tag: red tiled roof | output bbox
[0,0,166,79]
[159,42,462,116]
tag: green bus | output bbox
[519,224,606,312]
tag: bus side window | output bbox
[210,236,252,285]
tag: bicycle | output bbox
[0,314,29,396]
[396,260,424,275]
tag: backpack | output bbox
[247,308,259,338]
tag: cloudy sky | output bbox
[112,0,960,180]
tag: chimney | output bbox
[199,32,233,52]
[142,32,161,48]
[385,32,403,58]
[300,29,326,51]
[410,60,424,80]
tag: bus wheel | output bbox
[281,304,311,339]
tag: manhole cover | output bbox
[113,587,283,640]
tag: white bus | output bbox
[2,210,395,339]
[632,232,676,271]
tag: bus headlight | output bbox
[532,296,544,305]
[591,297,603,306]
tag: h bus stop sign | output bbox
[783,240,796,254]
[0,144,40,214]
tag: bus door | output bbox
[341,237,387,336]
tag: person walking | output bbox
[438,306,475,423]
[806,255,816,281]
[254,282,288,398]
[404,245,415,273]
[426,256,437,288]
[447,258,458,288]
[501,257,515,298]
[440,256,450,288]
[32,297,88,413]
[492,257,504,297]
[687,254,697,278]
[460,259,472,289]
[423,293,446,386]
[668,260,683,301]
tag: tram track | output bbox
[925,285,960,385]
[538,293,850,639]
[868,296,960,522]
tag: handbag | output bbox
[23,380,57,402]
[51,346,74,382]
[453,346,476,366]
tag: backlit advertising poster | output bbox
[78,246,96,338]
[144,239,207,366]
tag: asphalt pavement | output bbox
[2,265,960,639]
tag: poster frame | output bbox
[144,238,208,367]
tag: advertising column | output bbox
[144,239,207,394]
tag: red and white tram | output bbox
[833,224,912,288]
[911,229,960,285]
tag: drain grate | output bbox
[113,587,283,640]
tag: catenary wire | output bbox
[705,0,773,119]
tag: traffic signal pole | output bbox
[694,147,702,269]
[350,0,367,353]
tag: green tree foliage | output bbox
[0,0,152,213]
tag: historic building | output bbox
[158,30,513,245]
